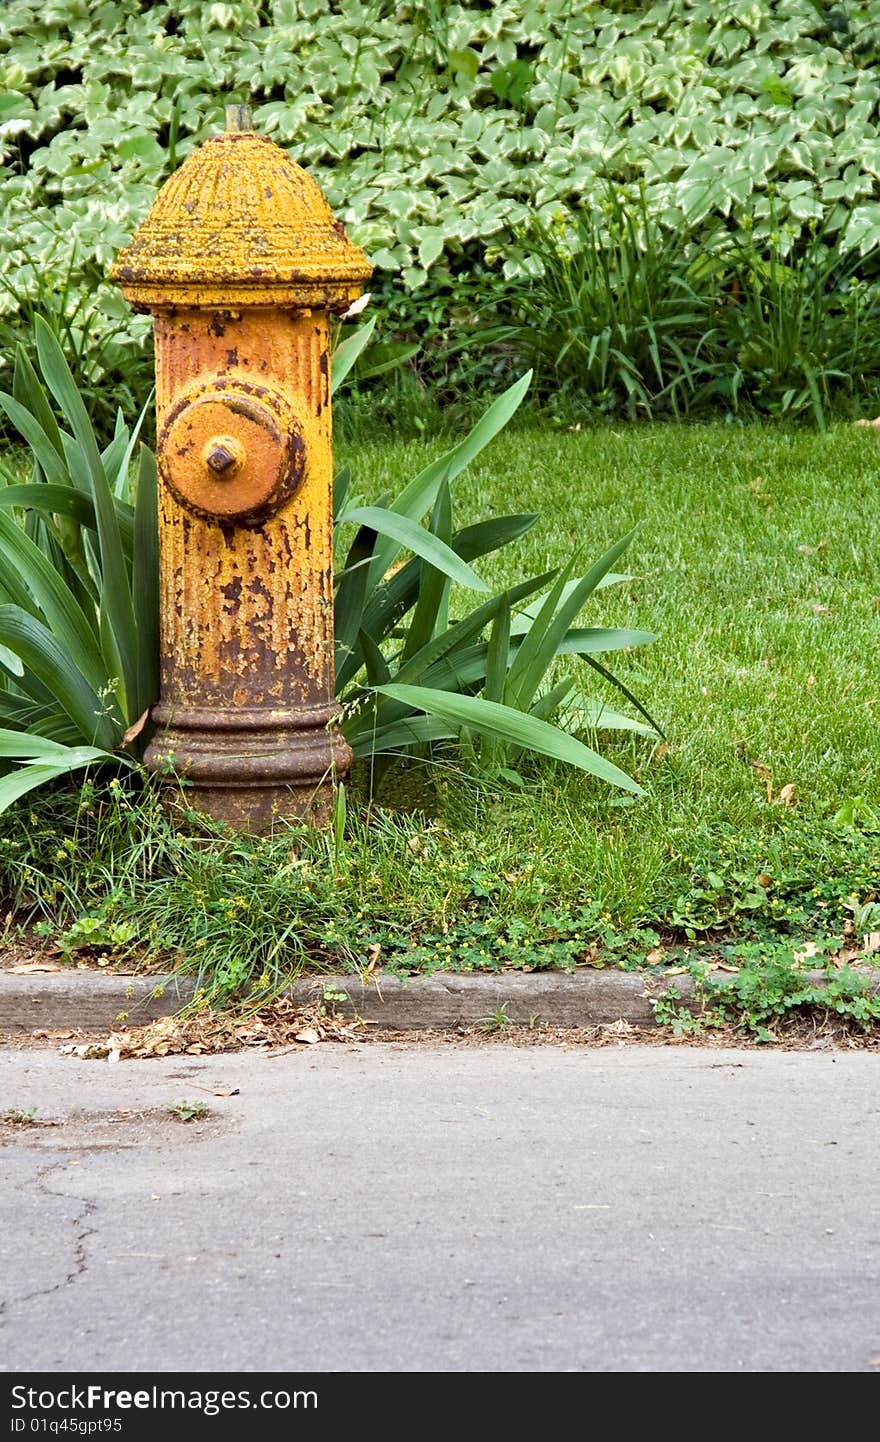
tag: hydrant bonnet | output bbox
[111,117,371,311]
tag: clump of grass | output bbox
[496,186,723,418]
[714,213,880,430]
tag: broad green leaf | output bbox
[449,47,480,83]
[418,231,444,269]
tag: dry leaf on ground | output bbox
[65,996,369,1061]
[7,962,64,974]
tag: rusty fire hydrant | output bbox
[111,105,371,827]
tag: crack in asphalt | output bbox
[0,1156,97,1323]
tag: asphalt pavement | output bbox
[1,1041,877,1373]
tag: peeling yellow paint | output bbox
[111,109,370,828]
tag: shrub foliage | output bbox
[3,1,880,418]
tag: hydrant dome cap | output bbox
[110,130,371,309]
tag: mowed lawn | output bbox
[337,419,880,935]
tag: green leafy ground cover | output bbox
[1,420,877,1035]
[5,2,880,423]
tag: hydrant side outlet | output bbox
[110,113,371,829]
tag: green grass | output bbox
[340,418,879,821]
[1,420,878,1010]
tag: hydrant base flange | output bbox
[145,704,351,830]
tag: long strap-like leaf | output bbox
[344,712,456,757]
[337,506,489,593]
[341,512,540,692]
[0,512,105,690]
[132,446,159,721]
[0,604,120,750]
[35,319,139,716]
[401,478,453,663]
[0,392,73,489]
[0,483,98,531]
[507,531,636,710]
[330,315,377,397]
[365,371,532,590]
[376,684,642,794]
[393,571,557,688]
[0,749,118,817]
[335,516,379,661]
[12,345,65,460]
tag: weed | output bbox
[477,1002,515,1034]
[653,952,880,1041]
[1,1107,37,1125]
[168,1101,208,1124]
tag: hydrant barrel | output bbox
[110,108,371,828]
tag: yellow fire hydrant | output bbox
[111,105,371,827]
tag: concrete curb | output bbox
[0,973,198,1033]
[0,968,691,1034]
[291,970,696,1029]
[7,965,878,1035]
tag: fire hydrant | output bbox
[111,106,371,827]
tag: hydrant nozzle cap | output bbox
[110,119,371,312]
